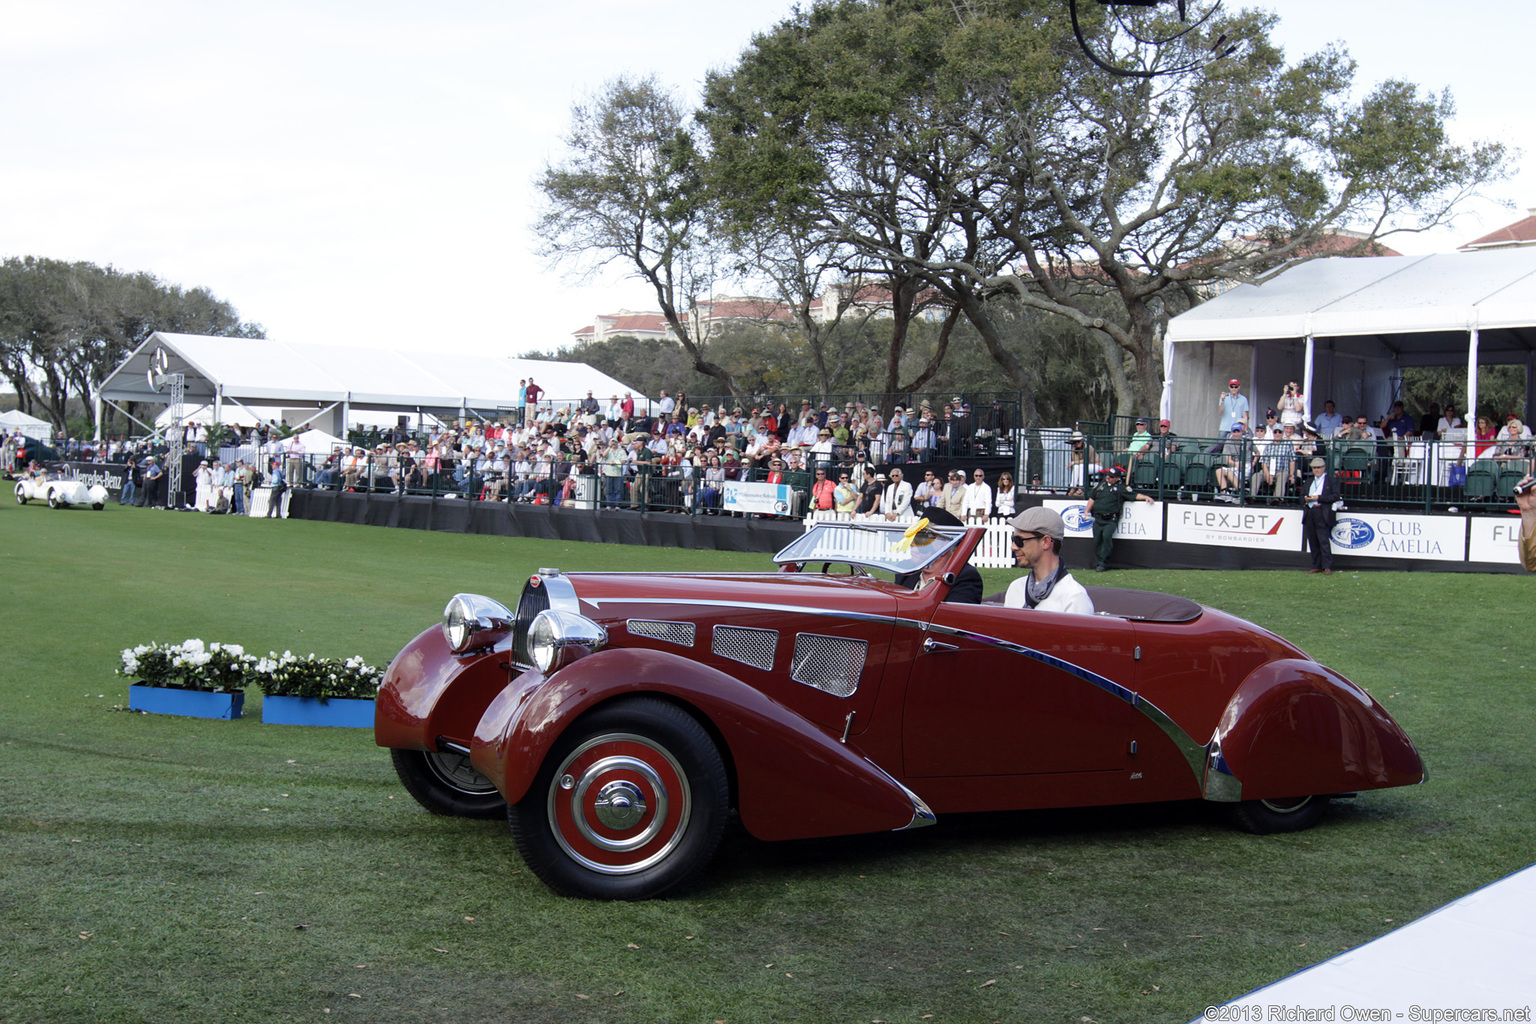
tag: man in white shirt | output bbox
[1003,507,1094,614]
[963,469,992,520]
[881,467,913,521]
[656,390,675,416]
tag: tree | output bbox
[0,256,263,435]
[701,0,1509,418]
[535,76,741,394]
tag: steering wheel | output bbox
[819,562,869,577]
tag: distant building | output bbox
[571,284,945,343]
[1459,209,1536,251]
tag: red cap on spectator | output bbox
[1229,378,1241,387]
[1159,419,1171,428]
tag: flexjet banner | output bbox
[1166,504,1304,551]
[1468,515,1525,565]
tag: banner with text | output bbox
[1328,511,1464,561]
[722,480,794,516]
[1044,499,1164,542]
[1166,504,1304,551]
[1468,516,1524,565]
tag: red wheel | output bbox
[510,698,727,899]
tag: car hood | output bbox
[564,571,907,624]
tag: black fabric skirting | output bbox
[289,490,804,553]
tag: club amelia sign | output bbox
[1043,499,1164,541]
[1327,512,1464,561]
[1165,504,1304,550]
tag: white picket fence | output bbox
[800,510,1016,568]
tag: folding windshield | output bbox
[773,522,967,576]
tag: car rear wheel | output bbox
[1229,794,1329,834]
[390,748,507,818]
[509,697,728,900]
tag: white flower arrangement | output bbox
[118,639,254,693]
[249,649,383,702]
[120,639,381,699]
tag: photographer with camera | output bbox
[1278,380,1305,428]
[1516,474,1536,572]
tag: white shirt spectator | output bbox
[881,478,913,518]
[964,478,992,517]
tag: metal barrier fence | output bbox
[1039,433,1534,512]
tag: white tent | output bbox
[1165,249,1536,435]
[0,408,52,441]
[98,332,647,439]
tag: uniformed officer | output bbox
[1084,464,1154,571]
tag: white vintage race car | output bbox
[13,476,110,510]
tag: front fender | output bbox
[1206,658,1425,802]
[471,646,930,842]
[374,624,511,751]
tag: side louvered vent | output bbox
[626,619,696,647]
[790,633,866,698]
[712,625,778,671]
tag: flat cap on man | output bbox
[1007,506,1065,541]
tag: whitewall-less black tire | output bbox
[390,748,507,819]
[1229,795,1329,834]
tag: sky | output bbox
[1,0,1531,360]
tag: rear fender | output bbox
[1204,658,1425,802]
[471,646,931,841]
[374,624,512,751]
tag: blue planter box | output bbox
[261,695,376,728]
[128,684,245,720]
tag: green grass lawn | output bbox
[2,504,1531,1024]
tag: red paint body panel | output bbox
[373,625,510,751]
[1212,659,1425,800]
[469,647,921,841]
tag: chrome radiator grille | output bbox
[711,625,778,671]
[625,619,696,647]
[790,633,866,697]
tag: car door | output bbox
[900,601,1144,779]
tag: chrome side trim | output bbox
[857,755,937,830]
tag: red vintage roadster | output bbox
[376,521,1424,899]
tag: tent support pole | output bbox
[1466,328,1480,430]
[94,394,103,441]
[1302,335,1315,423]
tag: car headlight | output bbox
[442,593,515,654]
[528,609,607,675]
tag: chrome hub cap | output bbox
[548,734,691,875]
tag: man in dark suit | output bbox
[1301,456,1342,574]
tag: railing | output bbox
[272,429,1532,518]
[1036,432,1534,512]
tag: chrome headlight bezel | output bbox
[528,609,608,675]
[442,593,515,655]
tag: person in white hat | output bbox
[1003,507,1094,614]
